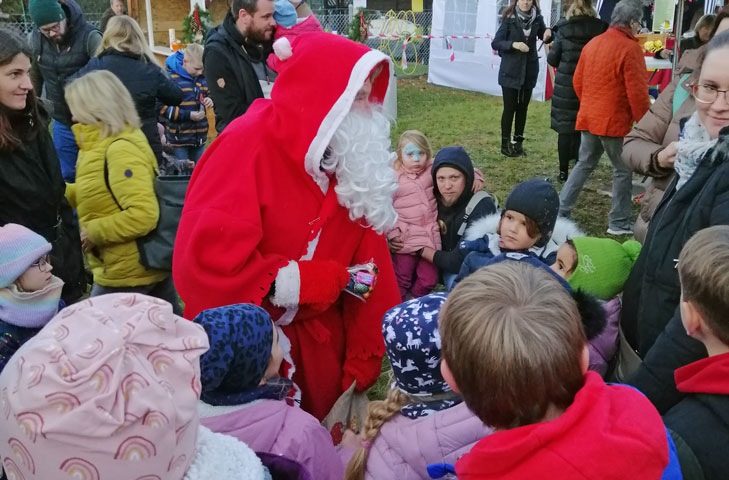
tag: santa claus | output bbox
[173,32,401,420]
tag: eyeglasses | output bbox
[39,22,62,36]
[692,84,729,104]
[31,255,52,273]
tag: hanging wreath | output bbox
[182,4,215,44]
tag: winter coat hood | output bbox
[432,146,476,210]
[199,399,343,480]
[166,50,190,79]
[363,403,492,480]
[463,212,584,260]
[456,372,671,479]
[675,352,729,395]
[220,32,391,193]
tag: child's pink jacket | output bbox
[388,163,441,254]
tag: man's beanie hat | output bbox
[503,178,560,248]
[29,0,66,27]
[568,238,642,301]
[0,224,51,288]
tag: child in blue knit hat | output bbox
[0,223,64,372]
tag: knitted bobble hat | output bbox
[568,238,642,301]
[28,0,66,27]
[503,179,560,248]
[0,224,52,288]
[274,0,297,28]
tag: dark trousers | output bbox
[501,86,533,139]
[90,276,183,316]
[558,132,582,172]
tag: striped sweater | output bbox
[161,51,209,147]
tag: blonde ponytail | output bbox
[344,388,409,480]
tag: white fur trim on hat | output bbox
[271,261,301,308]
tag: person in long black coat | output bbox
[74,15,182,165]
[547,0,606,181]
[0,29,86,304]
[492,0,552,157]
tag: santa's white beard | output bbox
[324,108,398,234]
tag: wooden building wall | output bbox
[131,0,227,47]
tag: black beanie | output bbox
[503,178,560,248]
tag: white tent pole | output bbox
[145,0,154,48]
[673,0,684,73]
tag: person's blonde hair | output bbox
[99,15,162,68]
[394,130,433,170]
[679,225,729,346]
[343,388,409,480]
[440,261,586,430]
[566,0,598,19]
[65,70,140,138]
[183,43,204,61]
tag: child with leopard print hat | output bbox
[194,303,343,480]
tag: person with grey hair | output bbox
[558,0,650,236]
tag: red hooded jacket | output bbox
[173,33,400,419]
[456,372,670,479]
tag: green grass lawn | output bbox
[366,75,639,401]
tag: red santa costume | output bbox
[173,32,401,420]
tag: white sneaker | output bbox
[607,227,633,236]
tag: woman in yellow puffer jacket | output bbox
[64,70,181,314]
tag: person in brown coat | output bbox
[622,48,702,243]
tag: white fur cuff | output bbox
[271,261,301,308]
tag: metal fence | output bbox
[0,0,111,37]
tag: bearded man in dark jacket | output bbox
[28,0,101,182]
[204,0,277,133]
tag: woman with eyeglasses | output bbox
[0,224,65,374]
[0,29,86,305]
[620,31,729,417]
[624,6,729,243]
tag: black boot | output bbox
[513,135,526,156]
[559,158,569,182]
[501,136,518,157]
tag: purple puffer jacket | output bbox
[588,296,621,377]
[340,402,492,479]
[199,399,342,480]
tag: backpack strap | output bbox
[103,138,133,211]
[457,190,498,237]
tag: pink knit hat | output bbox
[0,293,210,480]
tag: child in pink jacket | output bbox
[388,130,442,300]
[340,293,492,479]
[195,303,343,480]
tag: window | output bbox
[444,0,478,52]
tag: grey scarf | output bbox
[516,6,537,38]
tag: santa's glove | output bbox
[271,260,350,309]
[342,353,384,393]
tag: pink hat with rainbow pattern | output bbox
[0,293,210,480]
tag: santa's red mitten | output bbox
[342,353,384,393]
[271,260,350,309]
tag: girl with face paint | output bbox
[386,130,441,300]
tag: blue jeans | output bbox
[172,144,206,164]
[52,121,79,182]
[558,132,633,231]
[90,276,183,315]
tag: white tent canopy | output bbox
[428,0,553,101]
